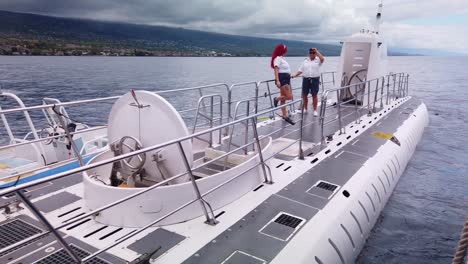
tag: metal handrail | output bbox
[0,99,304,263]
[0,99,301,197]
[319,72,409,144]
[191,94,224,146]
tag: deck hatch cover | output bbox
[34,244,110,264]
[0,219,42,249]
[274,214,302,229]
[316,181,338,192]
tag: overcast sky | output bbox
[1,0,467,54]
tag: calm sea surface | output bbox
[0,56,467,263]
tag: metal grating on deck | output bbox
[34,245,110,264]
[274,214,303,229]
[0,219,42,249]
[316,181,338,192]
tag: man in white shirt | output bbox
[292,48,325,116]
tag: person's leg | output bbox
[311,78,320,116]
[279,85,288,117]
[312,95,318,111]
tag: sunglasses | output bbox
[309,51,316,54]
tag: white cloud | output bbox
[1,0,467,53]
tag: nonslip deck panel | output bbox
[183,98,422,263]
[127,228,185,261]
[33,191,81,213]
[0,173,82,208]
[183,195,318,264]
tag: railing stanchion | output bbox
[177,142,218,225]
[298,100,305,160]
[209,96,214,147]
[15,190,81,263]
[380,76,385,109]
[386,74,390,105]
[372,78,380,113]
[244,101,250,154]
[320,73,325,91]
[367,80,372,116]
[393,74,397,100]
[250,118,273,184]
[354,84,360,124]
[319,92,328,146]
[406,74,410,96]
[336,89,344,134]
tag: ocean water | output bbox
[0,56,467,263]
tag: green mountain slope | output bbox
[0,10,342,56]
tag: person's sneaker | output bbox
[273,97,278,108]
[303,108,308,113]
[313,110,318,116]
[283,116,296,125]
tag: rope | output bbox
[452,218,468,264]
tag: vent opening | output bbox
[214,211,225,219]
[253,185,264,192]
[99,228,123,240]
[274,214,303,229]
[283,166,291,171]
[275,163,284,168]
[316,181,338,192]
[58,207,82,218]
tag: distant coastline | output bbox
[0,10,415,57]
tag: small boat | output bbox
[0,4,428,264]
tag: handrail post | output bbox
[332,72,336,86]
[393,74,397,101]
[54,106,84,166]
[386,74,390,105]
[320,73,325,91]
[367,80,372,116]
[372,78,379,113]
[226,86,233,136]
[398,73,403,98]
[254,82,260,115]
[244,101,250,154]
[298,100,305,160]
[406,74,410,96]
[319,92,328,146]
[209,96,214,147]
[177,142,218,225]
[336,89,344,134]
[354,84,360,124]
[250,118,273,184]
[218,97,223,144]
[380,76,385,109]
[16,190,81,263]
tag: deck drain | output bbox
[259,212,305,241]
[307,181,340,199]
[274,214,303,228]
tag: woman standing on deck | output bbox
[271,44,295,125]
